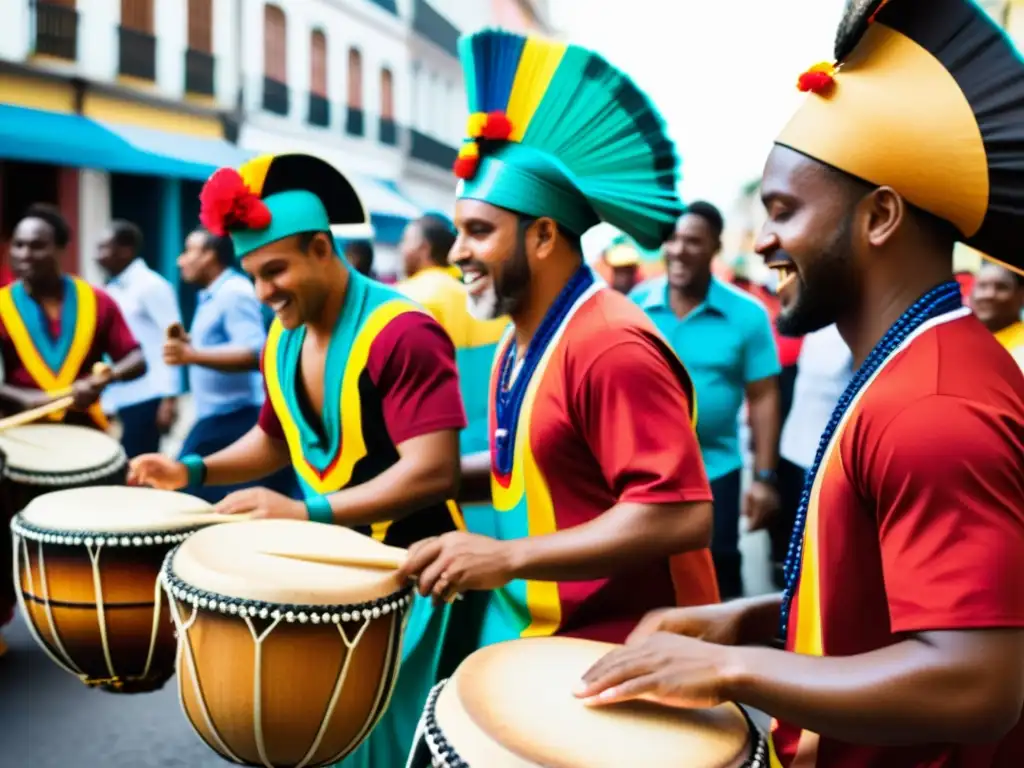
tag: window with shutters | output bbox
[346,48,364,136]
[379,68,396,145]
[187,0,213,53]
[310,30,328,97]
[262,5,289,114]
[118,0,155,80]
[120,0,153,32]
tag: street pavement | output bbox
[0,396,775,766]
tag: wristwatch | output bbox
[754,469,778,486]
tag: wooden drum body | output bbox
[0,424,127,632]
[416,637,767,768]
[162,519,415,768]
[11,486,214,693]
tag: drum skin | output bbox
[175,604,405,767]
[17,535,179,693]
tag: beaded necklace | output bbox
[778,280,964,639]
[493,265,595,476]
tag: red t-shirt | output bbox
[772,313,1024,767]
[494,287,718,642]
[0,283,139,427]
[258,310,467,444]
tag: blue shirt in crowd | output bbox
[631,275,780,480]
[188,269,266,420]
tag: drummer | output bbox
[577,1,1024,764]
[0,203,145,657]
[398,28,719,644]
[129,153,475,767]
[0,204,146,428]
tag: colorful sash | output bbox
[0,277,107,429]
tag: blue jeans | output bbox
[710,468,743,600]
[178,405,300,503]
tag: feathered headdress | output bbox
[778,0,1024,274]
[453,29,683,250]
[199,154,372,258]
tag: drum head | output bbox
[17,486,214,535]
[170,519,407,606]
[0,424,124,475]
[433,637,752,768]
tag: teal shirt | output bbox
[631,276,780,480]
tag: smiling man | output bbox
[129,153,474,768]
[397,28,719,661]
[578,1,1024,765]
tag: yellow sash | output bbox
[0,278,108,429]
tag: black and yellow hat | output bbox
[777,0,1024,274]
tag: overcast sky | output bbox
[548,0,848,211]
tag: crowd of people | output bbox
[2,0,1024,766]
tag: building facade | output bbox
[0,0,555,290]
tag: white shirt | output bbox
[779,325,854,469]
[101,258,182,412]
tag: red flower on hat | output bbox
[797,62,837,94]
[453,156,480,180]
[199,168,272,236]
[480,111,513,141]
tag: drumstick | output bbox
[259,549,408,571]
[167,322,186,341]
[176,511,259,525]
[49,362,114,398]
[0,395,75,433]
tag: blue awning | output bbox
[100,121,256,181]
[0,103,248,181]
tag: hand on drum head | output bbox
[214,487,305,520]
[574,632,739,710]
[397,531,516,605]
[128,454,189,490]
[627,603,746,647]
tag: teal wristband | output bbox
[180,454,207,487]
[305,495,334,525]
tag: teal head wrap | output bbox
[456,144,599,236]
[231,190,331,258]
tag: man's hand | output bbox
[163,337,194,366]
[575,632,739,709]
[627,601,749,646]
[70,375,108,411]
[129,454,189,490]
[156,397,177,434]
[742,479,780,531]
[397,531,518,605]
[214,487,306,520]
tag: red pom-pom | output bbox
[481,111,513,141]
[453,155,480,180]
[797,70,835,94]
[199,168,272,236]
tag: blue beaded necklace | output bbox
[778,280,964,639]
[493,265,595,477]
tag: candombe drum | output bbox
[413,637,767,768]
[0,424,128,650]
[161,518,415,767]
[11,485,218,693]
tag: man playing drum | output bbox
[129,153,476,767]
[577,1,1024,765]
[398,29,719,646]
[0,203,145,658]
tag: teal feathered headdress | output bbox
[453,29,683,250]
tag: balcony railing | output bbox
[262,77,289,116]
[412,0,459,57]
[410,129,458,170]
[346,107,365,137]
[118,27,156,80]
[308,93,330,127]
[379,117,398,146]
[367,0,398,14]
[184,49,215,96]
[33,1,78,60]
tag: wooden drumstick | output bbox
[167,322,186,341]
[259,548,408,571]
[0,362,114,433]
[175,511,258,525]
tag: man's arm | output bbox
[183,288,264,373]
[201,423,292,485]
[319,312,466,525]
[506,336,713,582]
